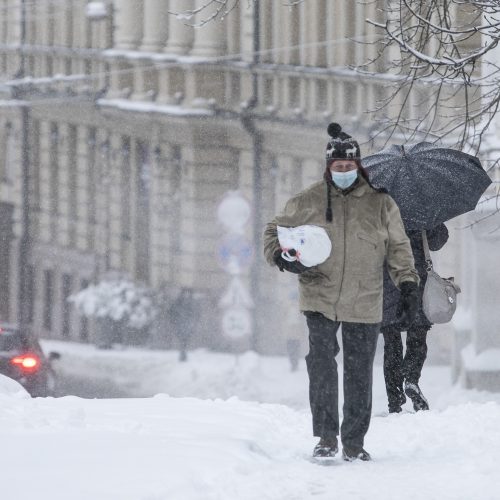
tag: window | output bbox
[316,80,328,111]
[61,274,73,338]
[43,269,54,331]
[263,77,274,106]
[49,123,59,242]
[87,128,97,248]
[289,77,300,108]
[25,265,35,325]
[2,122,15,184]
[135,141,151,282]
[68,125,78,246]
[79,279,90,342]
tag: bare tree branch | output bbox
[360,0,500,157]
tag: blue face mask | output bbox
[331,170,358,189]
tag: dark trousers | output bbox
[382,325,429,406]
[305,312,379,449]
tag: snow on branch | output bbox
[169,0,305,27]
[168,0,240,27]
[360,0,500,155]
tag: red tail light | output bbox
[10,354,41,373]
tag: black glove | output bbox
[396,281,420,328]
[273,249,307,274]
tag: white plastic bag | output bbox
[277,225,332,267]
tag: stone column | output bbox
[6,1,22,75]
[38,1,54,76]
[0,202,14,322]
[57,123,70,248]
[455,32,500,391]
[107,133,123,271]
[271,2,283,64]
[190,0,226,57]
[54,4,73,75]
[114,0,143,50]
[325,1,336,68]
[38,121,52,244]
[131,58,158,101]
[282,4,299,65]
[75,126,89,252]
[329,0,352,68]
[225,1,240,56]
[156,65,185,104]
[458,208,500,391]
[165,0,195,55]
[239,0,254,64]
[70,0,87,77]
[259,3,273,64]
[140,0,169,52]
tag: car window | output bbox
[0,331,24,351]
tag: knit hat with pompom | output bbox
[325,123,361,161]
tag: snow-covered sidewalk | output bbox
[1,378,500,500]
[0,342,498,500]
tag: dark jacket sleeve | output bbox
[427,223,449,251]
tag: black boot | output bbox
[312,437,338,458]
[342,445,372,462]
[404,381,429,411]
[388,390,406,414]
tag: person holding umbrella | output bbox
[381,225,449,413]
[362,142,492,413]
[263,123,420,461]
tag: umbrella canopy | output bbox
[362,142,492,230]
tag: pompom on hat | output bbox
[325,122,361,161]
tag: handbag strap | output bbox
[421,230,433,271]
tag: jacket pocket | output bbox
[353,275,382,317]
[357,232,378,248]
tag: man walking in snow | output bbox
[263,123,419,461]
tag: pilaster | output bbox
[165,0,195,55]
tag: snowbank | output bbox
[0,342,492,499]
[0,392,499,500]
[0,373,30,398]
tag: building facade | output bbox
[1,0,497,376]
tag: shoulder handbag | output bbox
[421,230,461,324]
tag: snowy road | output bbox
[1,342,497,500]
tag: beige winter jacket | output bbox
[263,176,419,324]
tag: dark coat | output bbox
[382,224,449,330]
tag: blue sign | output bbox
[217,235,254,274]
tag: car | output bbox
[0,323,60,397]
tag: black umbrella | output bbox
[362,142,492,230]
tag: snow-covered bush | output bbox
[69,280,157,329]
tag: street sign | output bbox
[216,234,254,275]
[221,307,252,339]
[219,276,254,309]
[216,191,251,234]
